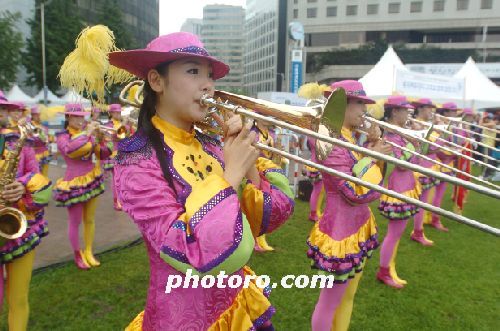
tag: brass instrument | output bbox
[0,124,31,247]
[200,91,499,236]
[367,116,500,173]
[118,82,499,235]
[356,124,500,191]
[435,113,500,136]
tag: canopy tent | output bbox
[359,46,408,98]
[453,57,500,109]
[60,89,91,107]
[33,88,63,105]
[6,85,36,105]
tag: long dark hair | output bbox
[383,106,394,122]
[137,61,177,191]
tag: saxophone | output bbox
[0,124,30,247]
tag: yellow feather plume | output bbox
[298,82,330,100]
[366,98,385,120]
[59,25,134,105]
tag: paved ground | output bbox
[33,164,141,269]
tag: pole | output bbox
[41,1,48,106]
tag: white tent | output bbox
[359,46,408,98]
[60,90,91,107]
[453,57,500,109]
[6,85,36,105]
[34,88,63,105]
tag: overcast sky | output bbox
[159,0,247,35]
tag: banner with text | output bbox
[395,69,465,99]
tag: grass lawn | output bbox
[1,183,499,330]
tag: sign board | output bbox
[290,49,303,93]
[395,69,465,99]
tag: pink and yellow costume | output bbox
[307,128,380,281]
[308,80,380,331]
[0,128,52,330]
[53,126,110,207]
[30,106,51,176]
[53,104,112,269]
[115,116,294,330]
[377,95,421,289]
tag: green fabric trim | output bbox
[352,157,372,178]
[106,141,114,150]
[33,185,53,205]
[0,227,48,263]
[55,183,104,207]
[265,172,294,199]
[160,215,255,276]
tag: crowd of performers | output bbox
[0,29,498,331]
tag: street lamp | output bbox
[37,0,53,106]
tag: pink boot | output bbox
[431,216,449,232]
[376,267,404,289]
[74,250,90,270]
[308,211,318,222]
[410,230,434,246]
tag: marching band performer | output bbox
[108,32,294,330]
[53,104,112,270]
[409,98,438,246]
[451,107,474,213]
[0,94,52,331]
[307,80,391,330]
[377,95,422,289]
[102,103,134,210]
[429,102,461,232]
[29,105,51,177]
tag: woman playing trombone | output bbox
[308,80,392,331]
[377,95,429,289]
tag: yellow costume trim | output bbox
[255,157,280,172]
[208,266,272,330]
[308,213,377,258]
[380,185,422,205]
[241,183,265,237]
[125,267,272,331]
[35,149,50,162]
[54,165,102,191]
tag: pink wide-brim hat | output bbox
[64,103,90,116]
[411,98,435,108]
[108,103,122,112]
[437,102,459,111]
[384,95,415,110]
[326,80,375,104]
[461,107,474,115]
[31,105,41,114]
[0,91,24,110]
[109,32,230,80]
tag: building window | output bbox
[367,4,378,14]
[410,1,423,12]
[293,9,298,18]
[326,6,337,17]
[346,5,358,16]
[434,0,445,11]
[307,0,317,3]
[481,0,492,9]
[388,2,401,13]
[307,8,317,18]
[457,0,468,10]
[294,0,298,4]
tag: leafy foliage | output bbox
[0,11,24,90]
[307,40,480,73]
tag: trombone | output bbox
[410,117,500,154]
[435,113,500,136]
[118,81,499,236]
[201,90,499,236]
[355,126,500,191]
[367,116,500,173]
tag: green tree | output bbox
[97,0,136,49]
[0,11,24,90]
[22,0,83,92]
